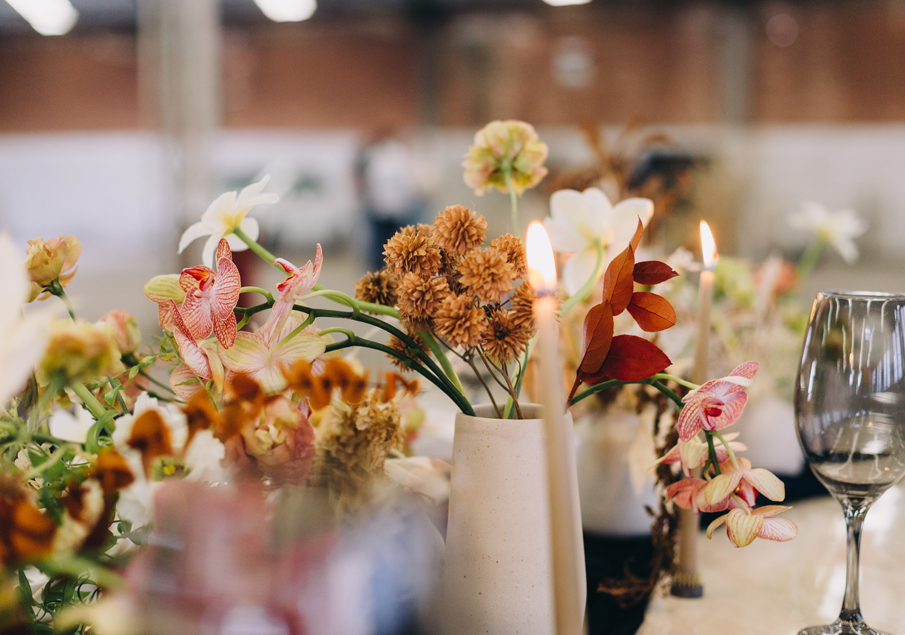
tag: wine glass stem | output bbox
[839,505,867,624]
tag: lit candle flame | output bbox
[526,222,558,293]
[700,221,718,270]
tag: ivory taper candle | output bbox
[526,222,583,634]
[671,220,718,599]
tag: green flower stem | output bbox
[712,429,741,471]
[138,369,177,395]
[291,304,472,414]
[232,226,281,268]
[47,280,76,320]
[503,336,537,419]
[647,379,685,409]
[38,556,124,591]
[559,240,604,315]
[239,286,274,303]
[420,332,466,395]
[506,173,520,236]
[651,373,699,391]
[569,377,685,411]
[70,382,108,421]
[796,236,827,282]
[24,444,70,480]
[705,432,722,476]
[317,327,356,338]
[326,335,474,415]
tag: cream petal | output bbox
[201,234,222,269]
[704,471,743,506]
[218,332,268,374]
[550,189,600,242]
[579,188,614,236]
[726,510,763,548]
[236,175,280,210]
[705,512,729,539]
[745,468,786,501]
[178,222,211,254]
[758,517,798,542]
[562,246,601,296]
[169,363,205,402]
[610,198,654,245]
[543,217,586,254]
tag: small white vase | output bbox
[440,404,586,635]
[574,410,660,536]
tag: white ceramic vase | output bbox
[440,404,586,635]
[574,410,660,536]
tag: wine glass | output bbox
[795,291,905,635]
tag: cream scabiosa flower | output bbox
[789,200,866,264]
[178,175,279,268]
[543,188,654,295]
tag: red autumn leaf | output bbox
[633,261,678,286]
[602,246,635,316]
[629,218,645,251]
[577,301,614,375]
[627,292,677,332]
[599,335,672,381]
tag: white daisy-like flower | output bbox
[178,175,279,267]
[112,392,188,452]
[543,188,654,295]
[789,201,867,264]
[49,405,95,444]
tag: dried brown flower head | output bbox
[354,270,399,308]
[435,294,487,349]
[383,225,442,276]
[458,247,516,304]
[387,331,430,372]
[397,273,450,322]
[433,205,488,257]
[491,233,528,278]
[482,310,531,364]
[509,282,536,332]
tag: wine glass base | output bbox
[798,619,892,635]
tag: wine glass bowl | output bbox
[795,291,905,635]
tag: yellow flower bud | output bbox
[143,274,186,305]
[23,235,81,289]
[40,320,124,384]
[463,120,548,196]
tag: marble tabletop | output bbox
[638,483,905,635]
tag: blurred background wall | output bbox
[1,0,904,332]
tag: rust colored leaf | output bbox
[633,261,678,286]
[602,246,635,315]
[577,301,614,375]
[627,292,677,332]
[600,335,672,381]
[629,218,645,251]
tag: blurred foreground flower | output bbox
[178,175,279,267]
[0,233,53,405]
[24,234,81,301]
[544,187,654,294]
[789,200,866,264]
[39,320,124,385]
[463,120,548,195]
[97,309,141,355]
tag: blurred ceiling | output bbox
[0,0,575,33]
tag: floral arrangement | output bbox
[0,119,806,632]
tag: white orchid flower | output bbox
[178,175,279,268]
[789,201,867,264]
[49,404,95,443]
[543,188,654,295]
[0,233,53,407]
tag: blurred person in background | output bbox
[355,127,426,272]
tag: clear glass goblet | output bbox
[795,291,905,635]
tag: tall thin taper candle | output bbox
[526,222,583,635]
[671,220,718,599]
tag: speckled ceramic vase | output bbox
[440,404,585,635]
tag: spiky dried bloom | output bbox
[509,282,536,332]
[432,205,488,257]
[396,273,449,323]
[386,332,430,372]
[482,310,531,365]
[458,248,516,304]
[314,392,406,511]
[383,225,441,276]
[354,270,399,308]
[491,233,527,278]
[434,294,487,349]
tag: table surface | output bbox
[638,482,905,635]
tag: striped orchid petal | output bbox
[178,239,241,348]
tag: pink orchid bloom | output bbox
[677,361,759,441]
[260,245,323,345]
[657,432,747,476]
[167,300,224,401]
[666,477,729,514]
[703,456,785,508]
[707,505,798,548]
[179,239,241,349]
[219,316,325,394]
